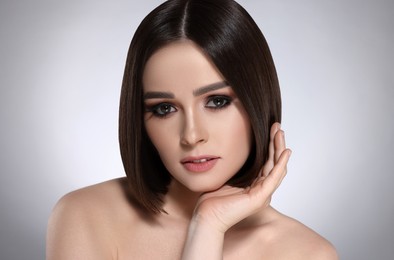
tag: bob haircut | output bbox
[119,0,281,213]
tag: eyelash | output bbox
[145,95,232,118]
[146,103,176,118]
[205,95,232,110]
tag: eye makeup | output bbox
[143,82,235,119]
[145,102,177,118]
[205,95,233,110]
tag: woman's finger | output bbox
[262,123,281,177]
[274,129,286,164]
[254,148,291,200]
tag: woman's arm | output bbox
[181,123,291,259]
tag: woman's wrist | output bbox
[190,213,227,236]
[181,216,225,260]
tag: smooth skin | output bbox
[143,41,253,194]
[46,41,338,259]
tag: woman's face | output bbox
[143,40,252,193]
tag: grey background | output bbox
[1,0,393,259]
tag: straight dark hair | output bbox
[119,0,281,213]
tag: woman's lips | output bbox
[181,156,220,173]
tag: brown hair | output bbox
[119,0,281,213]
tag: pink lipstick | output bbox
[181,156,219,173]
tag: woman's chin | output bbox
[169,176,229,194]
[184,182,224,194]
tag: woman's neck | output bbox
[162,179,202,221]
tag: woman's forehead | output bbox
[142,41,225,93]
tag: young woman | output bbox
[47,0,338,259]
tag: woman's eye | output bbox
[147,103,177,117]
[206,96,232,109]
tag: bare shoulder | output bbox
[258,207,338,259]
[46,178,134,260]
[50,177,133,215]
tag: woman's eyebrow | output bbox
[143,81,228,100]
[193,81,228,96]
[144,91,174,100]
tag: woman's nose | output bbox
[180,110,208,146]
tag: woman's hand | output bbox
[192,123,291,233]
[181,123,291,259]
